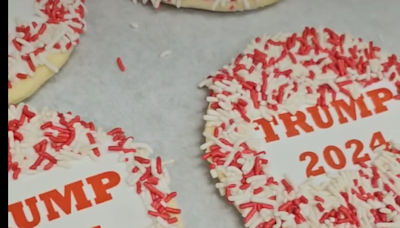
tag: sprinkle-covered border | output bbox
[8,0,87,88]
[8,103,181,228]
[136,0,275,12]
[199,27,400,228]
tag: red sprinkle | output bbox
[116,57,126,72]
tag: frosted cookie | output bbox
[199,27,400,228]
[140,0,280,12]
[8,103,183,228]
[8,0,87,105]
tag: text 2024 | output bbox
[299,131,389,178]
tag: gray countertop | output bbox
[28,0,399,227]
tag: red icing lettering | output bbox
[86,171,121,204]
[8,171,121,228]
[38,180,92,221]
[256,88,393,142]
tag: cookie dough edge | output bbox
[163,0,280,12]
[168,199,184,227]
[8,49,74,105]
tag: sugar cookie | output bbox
[162,0,280,12]
[8,103,184,228]
[137,0,280,12]
[199,27,400,228]
[8,0,87,105]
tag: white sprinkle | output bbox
[129,22,139,29]
[159,50,172,58]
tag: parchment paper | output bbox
[27,0,400,227]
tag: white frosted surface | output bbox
[23,0,400,227]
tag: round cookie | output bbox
[8,103,183,228]
[162,0,279,12]
[199,27,400,228]
[8,0,87,105]
[141,0,280,12]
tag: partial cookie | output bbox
[8,0,87,105]
[138,0,280,12]
[163,0,279,12]
[8,103,183,228]
[199,27,400,227]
